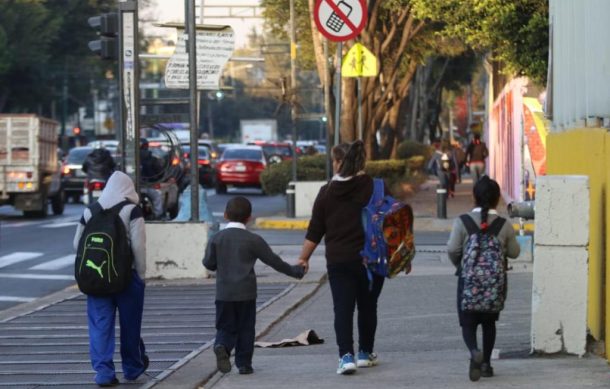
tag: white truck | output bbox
[0,115,65,217]
[240,119,278,144]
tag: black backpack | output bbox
[75,200,134,296]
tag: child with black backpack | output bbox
[73,171,148,387]
[446,176,520,381]
[203,196,305,375]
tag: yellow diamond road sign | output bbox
[342,43,378,77]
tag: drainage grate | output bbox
[0,283,291,388]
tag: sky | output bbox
[143,0,264,49]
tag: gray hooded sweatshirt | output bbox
[73,171,147,279]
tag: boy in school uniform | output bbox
[203,196,306,374]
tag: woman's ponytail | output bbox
[338,140,366,178]
[473,175,501,230]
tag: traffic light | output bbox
[88,13,118,60]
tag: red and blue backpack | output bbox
[360,178,416,279]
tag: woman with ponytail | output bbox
[447,176,520,381]
[297,140,390,375]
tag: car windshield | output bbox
[262,145,292,157]
[183,146,209,159]
[223,149,262,161]
[67,148,93,164]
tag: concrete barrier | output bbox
[531,175,589,356]
[145,222,209,279]
[294,181,326,218]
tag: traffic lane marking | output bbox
[0,252,43,269]
[0,273,74,280]
[0,296,36,302]
[29,255,74,271]
[41,222,79,229]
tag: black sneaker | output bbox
[98,377,119,387]
[481,363,494,377]
[469,350,483,382]
[238,365,254,375]
[214,344,232,373]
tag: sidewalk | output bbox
[155,176,608,388]
[255,177,533,233]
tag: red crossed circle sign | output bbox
[314,0,367,42]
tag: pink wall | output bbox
[488,78,528,203]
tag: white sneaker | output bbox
[337,353,357,375]
[357,351,378,367]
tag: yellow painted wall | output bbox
[546,129,607,352]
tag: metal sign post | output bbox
[314,0,368,146]
[118,0,140,193]
[186,0,199,221]
[341,43,378,141]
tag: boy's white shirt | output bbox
[225,222,246,230]
[471,207,498,215]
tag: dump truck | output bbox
[0,115,65,217]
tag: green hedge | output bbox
[260,155,326,195]
[396,140,432,160]
[261,155,425,196]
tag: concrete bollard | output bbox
[436,186,447,219]
[286,181,296,218]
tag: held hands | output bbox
[297,258,310,275]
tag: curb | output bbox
[255,216,535,233]
[255,217,309,230]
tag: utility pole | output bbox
[289,0,298,184]
[323,40,331,179]
[186,0,200,221]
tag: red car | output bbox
[215,145,267,194]
[247,141,294,164]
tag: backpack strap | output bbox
[369,178,385,205]
[487,217,506,236]
[459,214,479,235]
[88,202,104,218]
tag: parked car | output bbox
[182,145,216,188]
[62,146,93,203]
[218,143,243,156]
[215,145,267,194]
[247,141,294,164]
[87,139,119,152]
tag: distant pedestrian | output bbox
[466,133,489,183]
[447,176,520,381]
[73,171,148,387]
[452,142,467,183]
[203,196,305,375]
[428,142,458,197]
[297,140,388,375]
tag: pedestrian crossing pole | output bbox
[186,0,200,221]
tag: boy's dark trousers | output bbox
[215,300,256,368]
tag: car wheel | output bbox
[24,200,48,218]
[51,190,65,215]
[215,182,227,194]
[72,193,81,203]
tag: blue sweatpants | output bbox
[87,271,147,384]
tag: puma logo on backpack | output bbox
[459,215,506,313]
[361,178,416,278]
[75,200,133,296]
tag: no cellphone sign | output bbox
[314,0,368,42]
